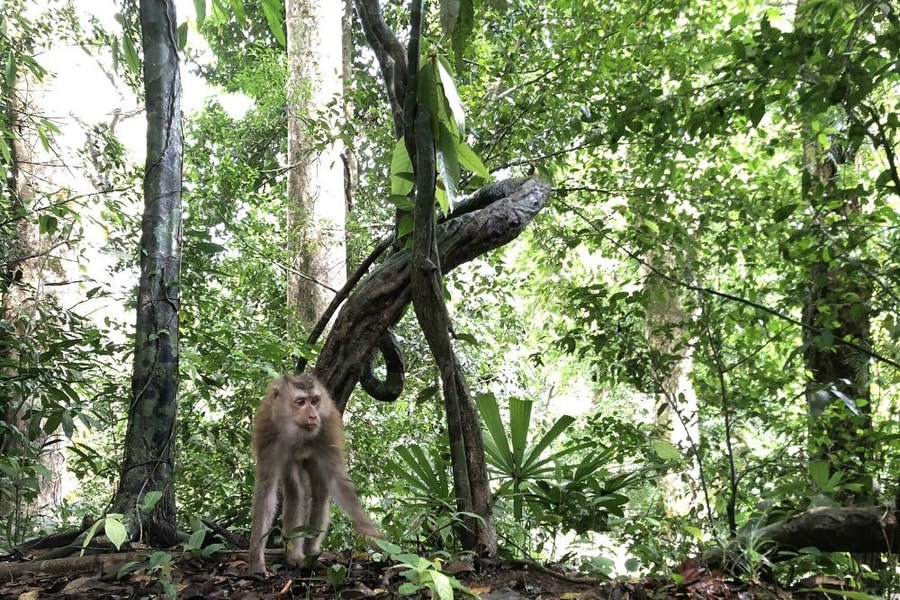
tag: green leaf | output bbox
[521,415,577,474]
[374,538,402,556]
[456,141,490,181]
[652,440,682,461]
[5,51,16,89]
[436,122,460,207]
[398,582,421,595]
[475,392,515,471]
[508,398,534,467]
[122,34,140,76]
[418,61,441,138]
[810,460,831,490]
[395,445,443,494]
[388,194,415,211]
[105,517,128,550]
[260,0,286,47]
[186,528,206,550]
[772,203,798,222]
[194,241,226,255]
[141,490,163,512]
[747,96,765,127]
[429,570,455,600]
[435,186,450,217]
[39,214,58,236]
[227,0,247,22]
[177,22,188,51]
[390,138,415,197]
[193,0,206,26]
[436,56,465,137]
[43,411,62,435]
[729,11,748,28]
[397,212,414,239]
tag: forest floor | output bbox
[0,547,833,600]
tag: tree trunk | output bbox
[644,264,703,519]
[0,18,69,539]
[286,0,347,329]
[796,0,874,507]
[0,42,47,539]
[109,0,183,546]
[408,99,497,553]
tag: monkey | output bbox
[248,374,381,575]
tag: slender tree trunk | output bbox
[286,0,347,330]
[109,0,183,546]
[644,264,701,518]
[341,0,357,220]
[408,103,497,554]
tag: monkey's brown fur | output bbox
[248,374,380,575]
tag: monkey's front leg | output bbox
[282,463,310,567]
[249,461,279,575]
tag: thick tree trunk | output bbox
[109,0,183,546]
[0,55,50,538]
[285,0,346,329]
[796,0,873,507]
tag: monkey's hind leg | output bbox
[303,460,331,556]
[282,463,311,566]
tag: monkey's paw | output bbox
[359,523,384,540]
[247,562,273,577]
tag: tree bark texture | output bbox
[110,0,183,546]
[286,0,347,329]
[0,59,55,528]
[644,261,702,520]
[312,177,550,412]
[408,102,497,553]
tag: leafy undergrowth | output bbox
[0,548,844,600]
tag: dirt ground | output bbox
[0,548,816,600]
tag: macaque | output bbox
[248,374,381,575]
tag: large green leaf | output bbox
[391,137,415,197]
[435,123,460,210]
[520,414,576,475]
[435,56,465,137]
[474,392,515,473]
[508,398,532,468]
[260,0,285,46]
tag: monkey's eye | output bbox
[309,395,320,406]
[294,396,309,406]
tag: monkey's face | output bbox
[290,391,322,433]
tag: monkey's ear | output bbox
[267,376,284,400]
